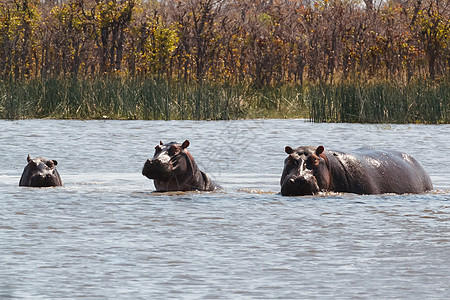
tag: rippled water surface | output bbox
[1,119,449,299]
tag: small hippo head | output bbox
[142,140,191,179]
[280,146,330,196]
[143,140,216,192]
[143,140,201,191]
[19,155,63,187]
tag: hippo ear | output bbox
[181,140,190,149]
[27,155,31,163]
[285,146,293,154]
[316,146,325,156]
[52,160,58,166]
[160,141,164,145]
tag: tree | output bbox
[400,0,450,79]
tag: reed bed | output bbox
[0,77,447,123]
[0,77,307,120]
[309,80,449,123]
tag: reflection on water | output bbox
[0,119,449,299]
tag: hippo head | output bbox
[19,155,62,187]
[280,146,331,196]
[142,140,198,187]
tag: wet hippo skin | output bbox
[281,146,432,196]
[142,140,217,192]
[19,155,63,187]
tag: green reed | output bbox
[0,77,307,120]
[309,80,449,123]
[1,77,447,123]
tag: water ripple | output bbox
[0,120,449,299]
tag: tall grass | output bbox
[0,77,448,123]
[0,77,307,120]
[309,80,449,123]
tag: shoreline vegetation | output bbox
[0,0,449,123]
[0,77,448,123]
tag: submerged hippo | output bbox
[281,146,432,196]
[142,140,217,192]
[19,155,63,187]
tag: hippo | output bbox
[19,155,63,187]
[280,146,432,196]
[142,140,217,192]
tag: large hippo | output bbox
[280,146,432,196]
[142,140,217,192]
[19,155,63,187]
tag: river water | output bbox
[0,119,449,299]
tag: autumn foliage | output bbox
[0,0,448,83]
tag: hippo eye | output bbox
[311,156,321,167]
[288,156,299,165]
[154,146,162,155]
[168,145,178,156]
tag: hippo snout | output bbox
[29,173,59,187]
[281,175,320,196]
[142,158,172,179]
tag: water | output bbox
[1,119,449,299]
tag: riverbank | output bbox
[0,77,448,123]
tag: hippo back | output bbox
[328,148,432,194]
